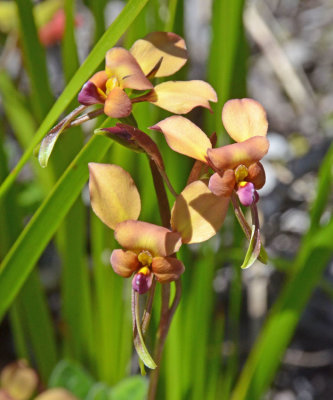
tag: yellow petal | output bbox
[130,32,188,78]
[171,180,230,244]
[104,87,132,118]
[114,220,182,257]
[151,116,212,163]
[152,256,185,283]
[89,163,141,230]
[222,98,268,142]
[148,80,217,114]
[105,47,153,90]
[207,136,269,170]
[110,249,140,277]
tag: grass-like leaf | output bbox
[0,0,151,200]
[0,135,112,322]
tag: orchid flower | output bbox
[38,31,217,168]
[78,31,217,118]
[88,162,229,292]
[151,98,270,267]
[88,163,184,294]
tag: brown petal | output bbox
[114,220,182,257]
[222,98,268,142]
[171,180,230,244]
[208,170,235,197]
[247,162,266,189]
[207,136,269,170]
[148,80,217,114]
[152,256,185,283]
[104,87,132,118]
[88,163,141,229]
[110,249,140,277]
[130,32,188,77]
[105,47,153,90]
[151,116,212,163]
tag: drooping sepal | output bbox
[171,180,230,244]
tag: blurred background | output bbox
[0,0,333,399]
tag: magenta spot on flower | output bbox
[132,272,153,294]
[237,182,255,206]
[78,81,104,105]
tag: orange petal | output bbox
[152,256,185,283]
[104,87,132,118]
[207,136,269,170]
[130,32,188,78]
[105,47,153,90]
[147,80,217,114]
[89,70,108,90]
[110,249,140,277]
[89,163,141,230]
[151,116,212,162]
[208,170,235,197]
[222,98,268,142]
[115,220,182,257]
[171,180,230,244]
[247,162,266,189]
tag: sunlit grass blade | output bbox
[309,143,333,231]
[0,134,113,322]
[14,0,53,121]
[0,0,151,200]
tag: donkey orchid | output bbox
[38,32,217,169]
[88,163,185,294]
[151,98,269,207]
[151,98,269,268]
[89,161,229,291]
[78,31,217,118]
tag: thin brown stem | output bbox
[148,158,171,228]
[146,153,182,399]
[69,108,104,127]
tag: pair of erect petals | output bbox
[152,98,269,171]
[89,163,229,250]
[78,32,217,118]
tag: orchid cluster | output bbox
[39,31,269,376]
